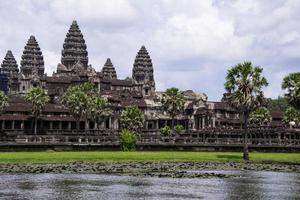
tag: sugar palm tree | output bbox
[87,95,111,129]
[224,62,268,160]
[161,87,185,128]
[282,107,300,125]
[0,91,8,130]
[25,87,49,135]
[249,107,272,126]
[282,72,300,110]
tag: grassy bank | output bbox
[0,152,299,164]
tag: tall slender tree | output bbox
[87,95,111,129]
[0,91,8,130]
[25,87,49,135]
[161,87,185,128]
[224,62,268,160]
[282,107,300,125]
[282,72,300,110]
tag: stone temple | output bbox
[0,20,286,144]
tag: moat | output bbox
[0,171,299,200]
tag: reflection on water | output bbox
[0,171,299,200]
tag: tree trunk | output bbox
[243,111,249,161]
[34,116,37,135]
[171,117,175,129]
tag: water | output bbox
[0,171,299,200]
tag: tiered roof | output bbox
[132,46,154,84]
[101,58,117,79]
[20,35,44,78]
[61,20,88,69]
[1,50,19,75]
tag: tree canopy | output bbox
[0,91,8,114]
[282,72,300,110]
[250,107,272,126]
[120,105,144,133]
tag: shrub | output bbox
[160,126,171,136]
[120,129,137,151]
[174,125,184,134]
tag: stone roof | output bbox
[102,58,117,79]
[20,35,44,78]
[61,20,88,69]
[111,79,132,86]
[1,50,19,75]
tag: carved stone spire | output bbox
[1,50,19,76]
[132,45,155,95]
[20,35,45,78]
[61,20,88,69]
[101,58,117,79]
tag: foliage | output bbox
[25,87,50,117]
[63,82,110,129]
[282,107,300,125]
[25,87,49,135]
[120,105,144,132]
[161,87,186,127]
[120,129,137,151]
[0,91,8,113]
[224,62,269,114]
[174,125,184,134]
[224,62,268,160]
[265,96,289,113]
[160,126,171,136]
[282,72,300,110]
[249,107,272,126]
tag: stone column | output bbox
[12,120,15,130]
[68,122,71,130]
[49,121,53,130]
[202,116,205,129]
[59,121,62,130]
[212,117,216,128]
[21,121,24,130]
[2,120,5,130]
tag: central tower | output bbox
[61,20,88,69]
[132,46,155,96]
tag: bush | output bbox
[120,129,137,151]
[174,125,184,133]
[160,126,171,136]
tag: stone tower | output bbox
[61,20,88,69]
[101,58,117,79]
[1,50,19,76]
[20,35,45,78]
[132,46,155,96]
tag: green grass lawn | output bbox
[0,151,299,164]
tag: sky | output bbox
[0,0,299,101]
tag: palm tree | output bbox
[62,82,97,131]
[120,105,145,133]
[249,107,272,126]
[224,62,268,160]
[161,87,185,128]
[0,91,8,131]
[87,95,111,129]
[25,87,49,135]
[282,72,300,110]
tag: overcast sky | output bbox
[0,0,299,100]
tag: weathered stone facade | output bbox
[0,20,259,135]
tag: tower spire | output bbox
[101,58,117,79]
[20,35,44,78]
[1,50,19,76]
[61,20,88,69]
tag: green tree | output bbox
[249,107,272,126]
[266,96,289,113]
[161,87,186,128]
[120,129,137,151]
[0,91,8,130]
[224,62,268,160]
[120,105,144,133]
[0,91,8,113]
[282,72,300,110]
[25,87,49,135]
[87,95,111,129]
[282,107,300,125]
[63,82,98,130]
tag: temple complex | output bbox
[0,20,294,152]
